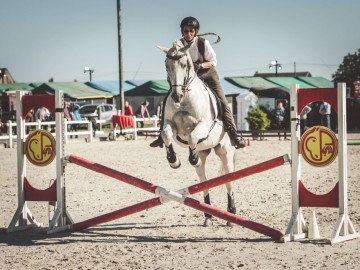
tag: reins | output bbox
[166,54,195,93]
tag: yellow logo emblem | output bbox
[25,130,56,166]
[300,126,338,167]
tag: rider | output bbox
[150,16,246,149]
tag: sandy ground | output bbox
[1,134,360,270]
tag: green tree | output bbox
[246,106,271,130]
[332,48,360,91]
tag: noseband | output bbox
[166,52,195,93]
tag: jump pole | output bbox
[67,154,289,240]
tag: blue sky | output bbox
[1,0,359,83]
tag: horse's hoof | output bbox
[190,159,201,168]
[170,159,181,169]
[191,158,201,168]
[203,218,213,227]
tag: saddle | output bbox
[202,81,222,121]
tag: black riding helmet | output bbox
[180,16,200,30]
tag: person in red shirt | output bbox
[124,100,133,116]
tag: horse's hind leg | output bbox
[215,141,237,226]
[226,183,236,226]
[194,149,213,227]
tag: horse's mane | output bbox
[166,40,186,59]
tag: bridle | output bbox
[166,51,196,93]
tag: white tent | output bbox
[236,91,258,131]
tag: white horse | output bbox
[158,40,237,226]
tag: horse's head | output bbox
[158,41,196,106]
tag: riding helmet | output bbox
[180,16,200,30]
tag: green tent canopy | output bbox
[0,83,33,95]
[265,77,316,89]
[296,76,334,88]
[225,76,280,90]
[124,80,169,97]
[31,82,113,100]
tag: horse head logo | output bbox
[28,137,42,161]
[301,126,338,167]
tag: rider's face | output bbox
[182,26,197,42]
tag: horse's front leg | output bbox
[162,121,181,169]
[188,121,211,167]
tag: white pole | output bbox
[16,91,27,226]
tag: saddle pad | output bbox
[203,82,222,120]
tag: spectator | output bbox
[156,100,163,122]
[35,106,50,121]
[274,102,285,130]
[63,103,71,121]
[69,103,81,138]
[124,100,133,116]
[25,109,34,134]
[319,101,331,129]
[300,105,312,134]
[135,101,150,128]
[35,106,50,130]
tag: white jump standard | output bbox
[7,91,73,234]
[284,83,360,243]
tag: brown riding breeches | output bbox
[197,67,236,130]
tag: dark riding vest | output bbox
[181,37,207,64]
[181,37,222,120]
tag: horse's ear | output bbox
[157,45,169,54]
[179,42,192,54]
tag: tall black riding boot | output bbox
[226,126,246,149]
[150,134,164,148]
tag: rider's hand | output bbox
[193,62,201,71]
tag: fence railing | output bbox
[110,116,160,140]
[0,116,161,148]
[0,119,106,148]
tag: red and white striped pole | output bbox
[67,154,289,240]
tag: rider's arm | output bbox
[202,39,217,68]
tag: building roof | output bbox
[31,82,114,100]
[0,68,16,84]
[0,83,33,95]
